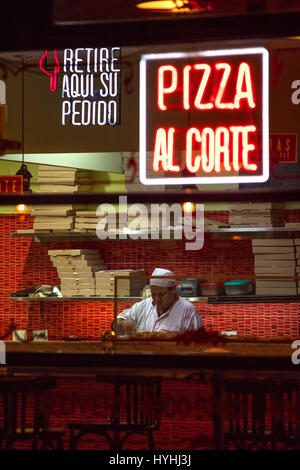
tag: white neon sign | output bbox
[61,48,121,126]
[40,48,121,126]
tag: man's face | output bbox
[150,285,176,312]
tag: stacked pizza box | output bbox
[95,269,146,297]
[229,202,285,228]
[252,239,297,295]
[31,165,92,232]
[73,211,100,232]
[31,205,76,232]
[48,249,106,297]
[295,239,300,294]
[204,218,230,229]
[284,221,300,229]
[74,210,151,234]
[36,165,93,193]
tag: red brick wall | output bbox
[1,213,299,450]
[1,213,299,340]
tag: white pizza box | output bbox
[48,249,99,255]
[254,267,295,274]
[252,246,295,254]
[252,239,294,246]
[255,260,296,267]
[255,287,297,295]
[255,280,297,288]
[254,253,295,260]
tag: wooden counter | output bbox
[4,339,295,356]
[3,340,300,377]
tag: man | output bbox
[116,268,203,334]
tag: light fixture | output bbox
[137,0,189,11]
[15,203,28,214]
[182,201,195,213]
[136,0,211,12]
[15,202,30,222]
[179,167,198,191]
[15,55,32,193]
[179,166,198,213]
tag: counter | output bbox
[3,340,299,376]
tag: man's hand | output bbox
[114,319,136,336]
[113,319,125,335]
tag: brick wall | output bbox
[1,213,299,340]
[1,212,299,449]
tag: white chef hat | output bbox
[150,268,176,287]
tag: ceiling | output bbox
[1,0,300,57]
[52,0,300,24]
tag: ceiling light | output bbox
[137,1,188,10]
[136,0,210,12]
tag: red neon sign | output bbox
[39,50,60,92]
[158,62,256,111]
[140,48,269,185]
[153,124,257,174]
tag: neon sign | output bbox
[39,50,60,92]
[139,48,269,185]
[0,176,23,193]
[39,48,121,126]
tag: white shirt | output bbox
[117,296,203,333]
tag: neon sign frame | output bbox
[139,47,269,185]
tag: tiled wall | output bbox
[1,212,300,339]
[1,212,300,450]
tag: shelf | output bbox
[207,295,300,304]
[10,227,300,242]
[10,294,300,304]
[208,227,300,232]
[207,227,300,240]
[10,295,209,302]
[10,295,142,302]
[10,230,185,243]
[10,229,207,243]
[10,231,100,242]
